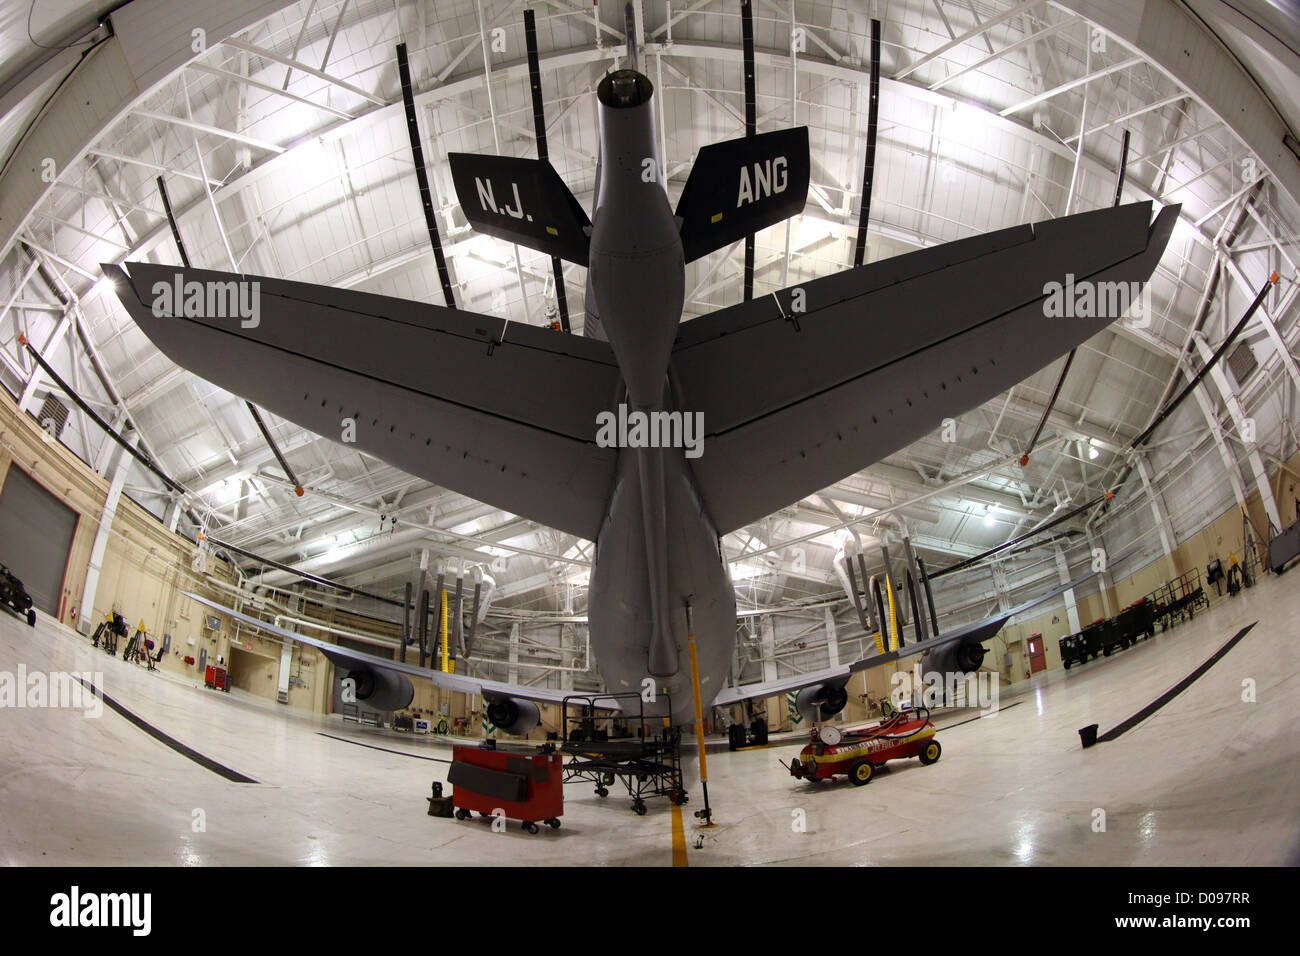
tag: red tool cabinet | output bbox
[448,745,563,833]
[204,665,227,690]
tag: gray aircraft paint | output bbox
[105,37,1177,726]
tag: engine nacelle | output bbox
[923,639,987,678]
[794,683,849,724]
[344,666,414,712]
[485,696,541,735]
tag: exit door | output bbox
[1028,632,1047,674]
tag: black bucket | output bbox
[1078,723,1099,748]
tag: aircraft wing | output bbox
[673,202,1178,535]
[709,560,1112,710]
[105,262,620,541]
[184,592,622,710]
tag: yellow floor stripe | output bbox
[670,801,688,867]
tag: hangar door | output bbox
[228,645,280,701]
[0,465,78,615]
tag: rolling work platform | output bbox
[1149,568,1208,630]
[559,692,687,815]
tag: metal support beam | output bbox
[1134,453,1178,579]
[1191,331,1283,530]
[524,8,571,331]
[851,19,880,269]
[223,36,385,106]
[896,0,1042,81]
[396,42,458,308]
[1000,57,1143,117]
[741,0,757,301]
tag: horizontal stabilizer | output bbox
[676,126,809,262]
[675,201,1179,535]
[105,261,619,541]
[448,153,591,265]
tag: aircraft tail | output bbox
[675,126,809,262]
[447,153,592,265]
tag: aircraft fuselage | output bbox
[583,69,736,724]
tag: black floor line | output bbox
[318,731,453,763]
[937,700,1023,731]
[1096,622,1257,743]
[76,677,258,784]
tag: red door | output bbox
[1028,633,1047,673]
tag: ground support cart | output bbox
[0,564,35,627]
[559,692,687,815]
[785,709,941,785]
[448,745,564,834]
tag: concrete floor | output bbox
[1,570,1296,866]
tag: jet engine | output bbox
[923,639,987,678]
[485,696,541,735]
[344,666,414,712]
[794,682,849,724]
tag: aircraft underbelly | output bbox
[588,446,735,724]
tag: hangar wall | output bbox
[0,386,242,686]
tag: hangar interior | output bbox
[0,0,1298,865]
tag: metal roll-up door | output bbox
[0,465,79,615]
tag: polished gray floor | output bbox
[1,570,1296,866]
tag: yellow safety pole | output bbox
[439,588,450,672]
[885,574,900,652]
[685,601,716,827]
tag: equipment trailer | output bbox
[0,564,36,627]
[786,709,941,786]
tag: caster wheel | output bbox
[27,609,36,627]
[546,818,561,829]
[596,787,609,798]
[455,808,471,820]
[848,759,875,786]
[478,811,491,818]
[523,821,539,834]
[633,801,647,816]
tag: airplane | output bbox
[103,4,1178,735]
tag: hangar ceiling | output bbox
[1,0,1297,681]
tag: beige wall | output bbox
[1,387,241,684]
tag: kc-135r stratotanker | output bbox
[106,11,1177,734]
